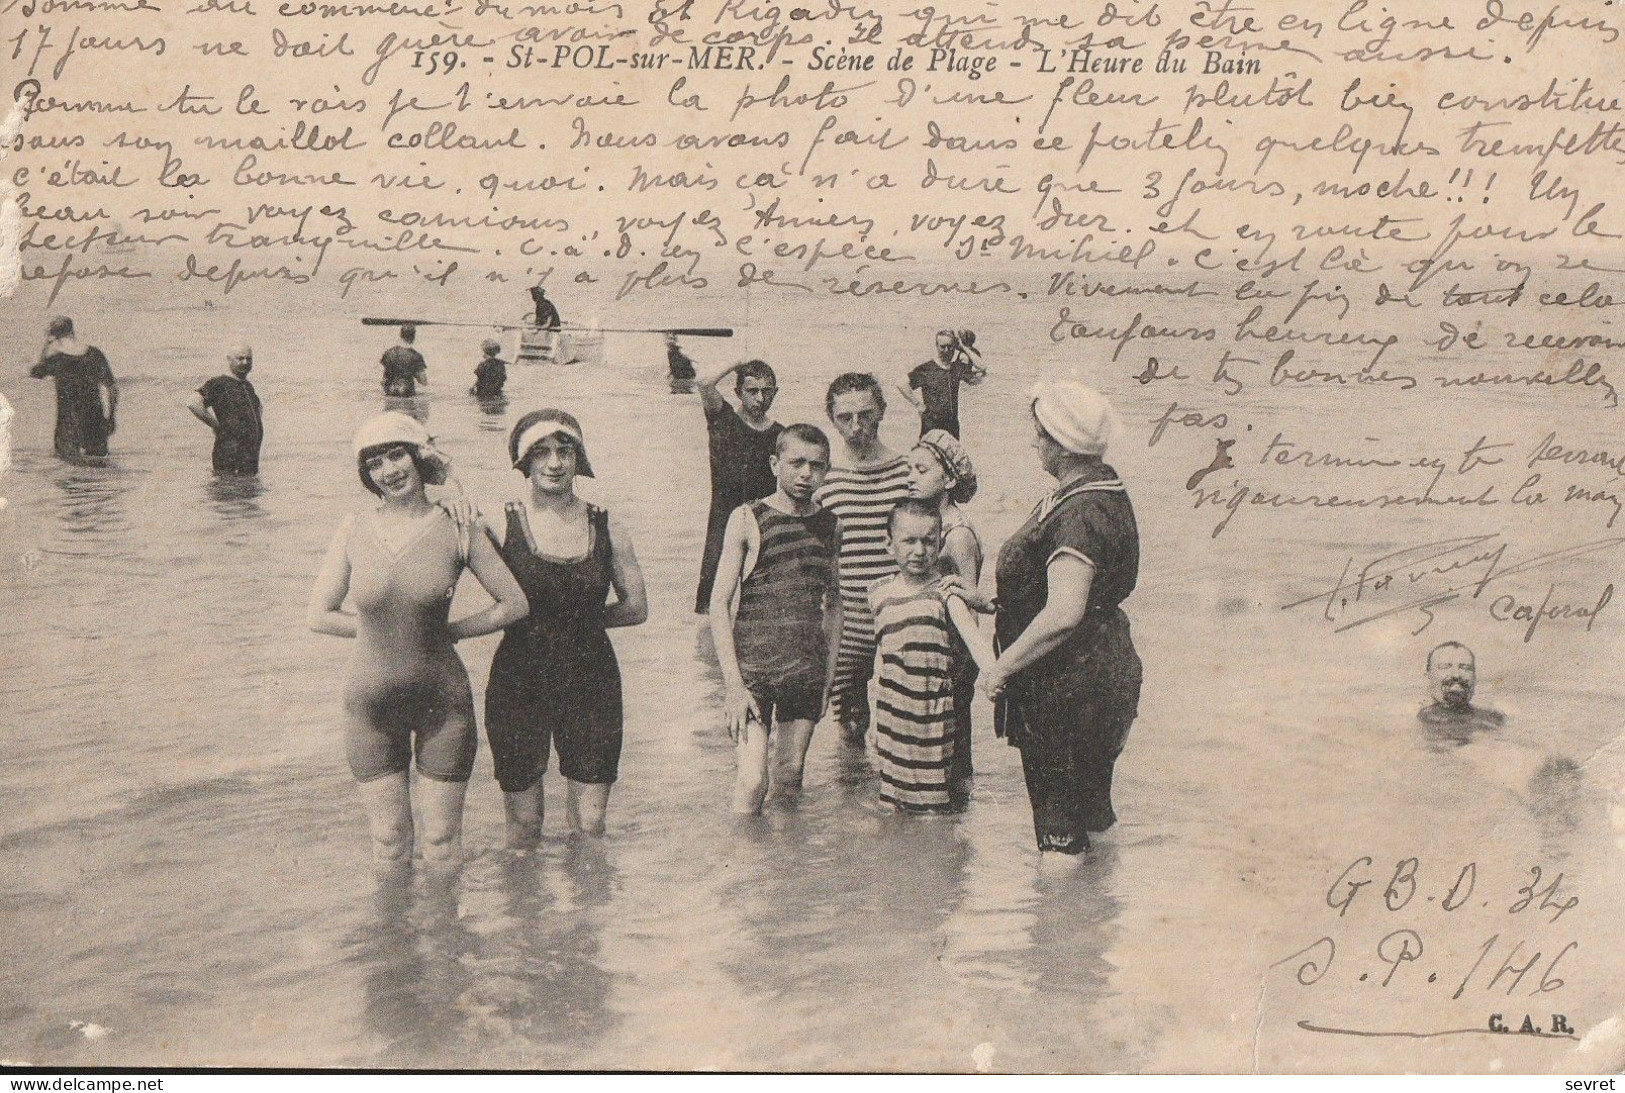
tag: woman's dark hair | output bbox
[775,422,830,458]
[825,372,886,418]
[735,359,777,391]
[357,443,432,496]
[887,497,943,535]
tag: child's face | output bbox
[888,510,942,578]
[772,438,830,503]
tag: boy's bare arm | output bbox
[697,360,739,415]
[708,506,750,690]
[710,506,762,739]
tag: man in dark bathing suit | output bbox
[30,316,118,462]
[381,326,429,397]
[898,329,986,440]
[1418,642,1505,740]
[189,345,264,476]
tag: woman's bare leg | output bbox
[356,772,413,865]
[502,783,544,848]
[567,779,612,835]
[416,775,468,863]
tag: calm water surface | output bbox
[2,288,1621,1071]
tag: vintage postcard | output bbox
[2,0,1622,1073]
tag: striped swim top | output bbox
[815,455,912,609]
[735,500,838,682]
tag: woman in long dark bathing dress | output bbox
[946,380,1143,857]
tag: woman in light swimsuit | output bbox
[308,413,528,865]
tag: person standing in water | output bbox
[29,316,118,462]
[906,429,983,792]
[471,339,508,399]
[869,500,964,813]
[710,424,841,814]
[380,326,429,397]
[695,359,783,613]
[898,329,985,439]
[188,345,264,476]
[484,410,648,844]
[816,372,912,745]
[666,334,697,394]
[308,413,529,866]
[951,380,1142,857]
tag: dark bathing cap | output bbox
[509,409,595,478]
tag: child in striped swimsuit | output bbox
[868,499,961,813]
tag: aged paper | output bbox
[3,0,1625,1073]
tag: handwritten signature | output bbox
[1281,533,1624,635]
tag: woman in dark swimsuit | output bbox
[484,410,648,844]
[946,381,1142,859]
[308,413,528,866]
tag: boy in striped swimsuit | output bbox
[817,373,913,746]
[710,424,843,814]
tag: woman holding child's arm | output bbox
[948,381,1143,858]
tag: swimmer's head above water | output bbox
[1419,641,1506,731]
[353,411,448,495]
[1426,641,1477,710]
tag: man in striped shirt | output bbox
[816,373,913,746]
